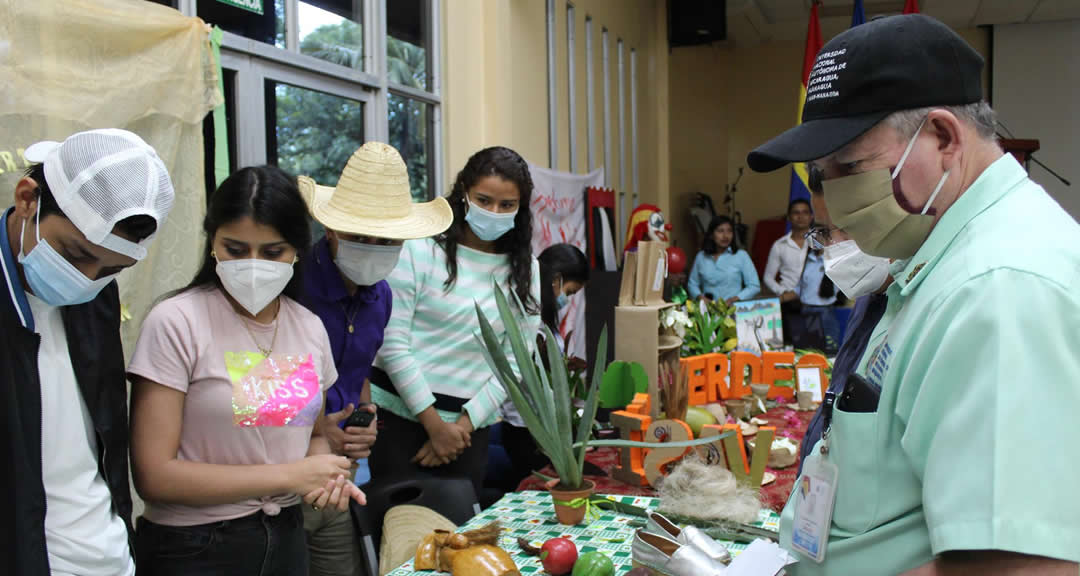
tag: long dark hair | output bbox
[181,165,311,301]
[538,243,589,334]
[702,215,740,255]
[439,146,537,313]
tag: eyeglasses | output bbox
[805,226,839,251]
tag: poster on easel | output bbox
[734,298,783,354]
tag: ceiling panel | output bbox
[755,0,811,23]
[921,0,981,27]
[973,0,1039,25]
[1028,0,1080,23]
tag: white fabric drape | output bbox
[0,0,221,357]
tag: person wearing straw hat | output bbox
[1,129,174,576]
[370,146,541,498]
[297,142,452,576]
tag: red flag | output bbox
[903,0,919,14]
[789,1,824,206]
[802,2,824,89]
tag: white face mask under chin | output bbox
[335,239,402,286]
[823,240,891,299]
[215,257,295,316]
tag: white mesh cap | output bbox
[23,129,175,261]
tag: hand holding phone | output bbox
[345,403,376,429]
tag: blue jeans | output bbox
[135,505,308,576]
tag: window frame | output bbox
[180,0,443,199]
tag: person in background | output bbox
[687,215,760,305]
[793,241,840,353]
[296,142,452,576]
[797,170,890,475]
[763,198,813,302]
[370,146,541,497]
[1,129,173,576]
[129,166,365,576]
[495,243,589,495]
[749,14,1079,574]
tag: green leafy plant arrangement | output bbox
[680,299,738,357]
[476,281,734,491]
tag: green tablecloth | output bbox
[386,491,782,575]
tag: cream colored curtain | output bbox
[0,0,220,356]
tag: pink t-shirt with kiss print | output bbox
[128,286,337,527]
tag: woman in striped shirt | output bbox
[369,147,541,495]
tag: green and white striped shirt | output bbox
[373,238,540,428]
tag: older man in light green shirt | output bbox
[747,14,1080,576]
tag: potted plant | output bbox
[475,283,611,525]
[476,282,733,525]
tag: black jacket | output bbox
[0,278,135,575]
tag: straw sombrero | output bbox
[297,142,453,240]
[378,505,456,575]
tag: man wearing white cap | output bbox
[0,129,174,576]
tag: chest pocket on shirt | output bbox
[830,407,880,535]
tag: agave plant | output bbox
[476,280,737,491]
[475,281,607,491]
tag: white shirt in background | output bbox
[27,293,134,576]
[763,232,808,295]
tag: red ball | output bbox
[667,246,688,275]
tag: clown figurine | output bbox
[624,203,671,252]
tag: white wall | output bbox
[993,20,1080,221]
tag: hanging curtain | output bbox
[0,0,221,357]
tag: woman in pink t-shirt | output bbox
[128,166,365,576]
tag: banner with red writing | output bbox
[527,164,604,359]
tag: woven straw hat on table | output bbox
[378,505,457,575]
[298,142,453,240]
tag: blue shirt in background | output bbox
[302,236,393,416]
[687,247,760,301]
[797,250,837,306]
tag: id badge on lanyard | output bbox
[791,390,839,563]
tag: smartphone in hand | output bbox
[344,403,375,428]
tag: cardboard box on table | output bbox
[613,241,673,421]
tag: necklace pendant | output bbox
[348,324,354,334]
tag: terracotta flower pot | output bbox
[549,479,596,525]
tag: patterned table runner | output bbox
[386,490,781,575]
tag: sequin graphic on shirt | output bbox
[226,352,321,427]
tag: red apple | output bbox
[540,537,578,575]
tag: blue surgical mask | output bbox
[19,203,117,306]
[555,277,569,310]
[464,199,517,242]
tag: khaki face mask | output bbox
[823,117,950,260]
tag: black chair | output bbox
[352,474,481,576]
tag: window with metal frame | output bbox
[174,0,441,201]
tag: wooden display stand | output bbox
[613,303,673,420]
